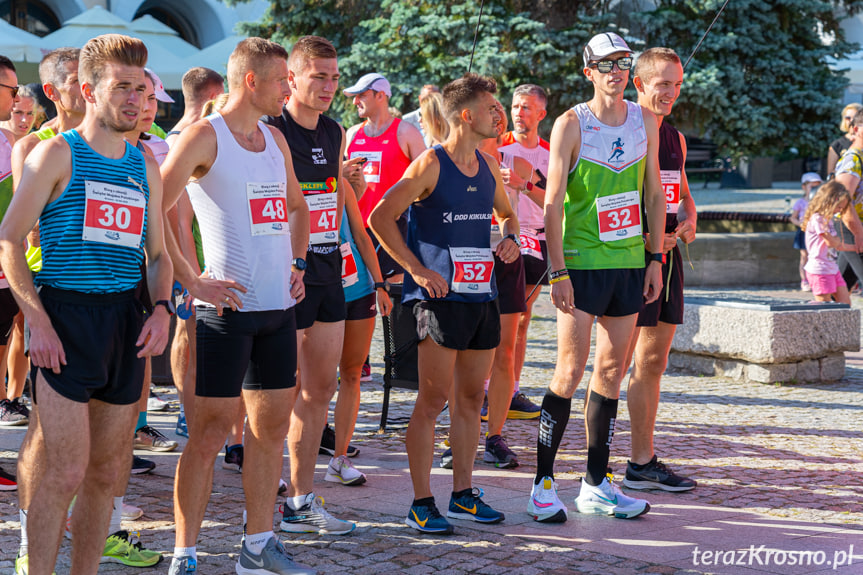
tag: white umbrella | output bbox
[0,20,44,63]
[179,35,245,78]
[40,6,132,49]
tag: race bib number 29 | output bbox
[83,180,146,248]
[449,247,493,294]
[596,190,642,242]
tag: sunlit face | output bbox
[636,59,684,118]
[0,67,19,122]
[585,51,631,95]
[352,89,381,119]
[467,91,501,140]
[289,57,339,113]
[510,94,546,135]
[252,58,291,117]
[134,75,157,134]
[53,60,86,117]
[9,96,36,137]
[86,62,145,134]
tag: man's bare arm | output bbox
[398,120,427,160]
[676,133,696,244]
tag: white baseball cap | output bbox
[583,32,632,67]
[145,68,175,103]
[343,73,392,97]
[801,172,823,185]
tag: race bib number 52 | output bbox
[247,182,289,236]
[83,180,146,248]
[449,247,493,294]
[596,190,642,242]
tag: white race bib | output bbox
[306,193,338,246]
[247,182,289,236]
[519,228,543,260]
[661,170,680,214]
[449,247,493,294]
[351,151,382,184]
[596,190,642,242]
[340,242,359,288]
[83,181,146,248]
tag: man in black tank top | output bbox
[267,35,358,537]
[620,47,698,492]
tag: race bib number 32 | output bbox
[83,180,146,248]
[449,247,493,294]
[596,190,642,242]
[661,170,680,213]
[247,182,289,236]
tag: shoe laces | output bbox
[139,425,166,440]
[310,495,334,518]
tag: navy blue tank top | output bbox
[644,121,684,234]
[403,145,498,304]
[37,130,148,293]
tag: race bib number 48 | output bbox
[247,182,289,236]
[449,247,493,294]
[307,193,338,246]
[83,180,146,248]
[596,190,642,242]
[661,170,680,213]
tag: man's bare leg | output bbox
[450,349,495,492]
[486,314,520,438]
[627,323,674,464]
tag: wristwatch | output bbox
[649,252,666,265]
[504,233,519,245]
[292,257,307,271]
[154,299,176,316]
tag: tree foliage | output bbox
[227,0,863,159]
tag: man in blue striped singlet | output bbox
[0,35,173,575]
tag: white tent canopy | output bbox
[0,19,45,63]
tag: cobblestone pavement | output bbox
[1,285,862,574]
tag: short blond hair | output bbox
[227,37,289,89]
[841,103,863,133]
[634,47,681,83]
[79,34,147,88]
[288,36,337,74]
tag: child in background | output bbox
[803,181,855,304]
[791,172,822,291]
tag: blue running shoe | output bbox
[173,282,193,320]
[447,488,505,523]
[175,413,188,438]
[405,500,454,534]
[168,554,196,574]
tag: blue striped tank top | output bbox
[36,130,149,293]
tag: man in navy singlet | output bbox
[370,73,520,535]
[0,35,173,575]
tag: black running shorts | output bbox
[345,291,377,321]
[196,307,298,397]
[569,267,645,318]
[0,288,19,345]
[637,245,684,327]
[30,286,145,405]
[295,281,346,330]
[494,253,527,315]
[412,299,500,351]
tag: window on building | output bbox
[134,2,199,49]
[0,0,60,37]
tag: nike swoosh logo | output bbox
[411,510,428,527]
[532,498,553,508]
[596,494,617,505]
[454,502,477,514]
[247,553,265,568]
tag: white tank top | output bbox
[498,137,549,236]
[187,113,295,312]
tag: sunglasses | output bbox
[589,56,633,73]
[0,82,19,98]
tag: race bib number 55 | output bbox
[83,181,146,248]
[596,190,642,242]
[247,182,289,236]
[449,247,493,294]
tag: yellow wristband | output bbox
[549,274,569,285]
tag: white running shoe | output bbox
[146,391,169,412]
[279,493,356,535]
[324,455,367,486]
[574,476,650,519]
[527,476,568,523]
[121,502,143,521]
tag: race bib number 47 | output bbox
[307,193,338,246]
[83,181,146,248]
[661,170,680,213]
[449,247,493,294]
[596,190,642,242]
[247,182,289,236]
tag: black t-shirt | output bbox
[831,135,853,160]
[643,121,684,235]
[267,107,342,285]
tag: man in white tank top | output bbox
[161,38,312,575]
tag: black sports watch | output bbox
[154,299,176,316]
[649,252,666,265]
[292,257,307,271]
[503,233,519,245]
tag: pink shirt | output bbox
[804,214,840,275]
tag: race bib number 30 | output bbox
[449,247,493,294]
[596,190,642,242]
[307,193,338,246]
[661,170,680,213]
[247,182,289,236]
[83,181,146,248]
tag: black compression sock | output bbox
[412,496,435,508]
[452,488,473,499]
[585,390,619,486]
[535,389,572,484]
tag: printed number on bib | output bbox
[596,190,642,242]
[340,242,359,288]
[247,182,289,236]
[350,151,382,184]
[83,181,146,248]
[0,268,7,290]
[519,228,543,260]
[449,247,493,294]
[661,170,680,214]
[306,193,338,246]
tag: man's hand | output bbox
[136,308,171,358]
[188,271,247,316]
[675,219,696,244]
[28,323,66,374]
[342,157,367,195]
[290,270,305,303]
[643,261,663,304]
[500,167,526,191]
[495,237,520,264]
[413,267,449,299]
[550,277,575,315]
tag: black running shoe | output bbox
[131,456,156,475]
[222,443,243,472]
[319,424,359,458]
[623,456,697,492]
[483,435,519,469]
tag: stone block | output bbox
[796,359,820,382]
[820,353,845,381]
[746,362,796,383]
[683,232,799,287]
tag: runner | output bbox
[161,37,312,574]
[370,73,520,535]
[266,35,355,536]
[622,47,697,493]
[0,35,173,574]
[528,32,665,523]
[498,84,550,420]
